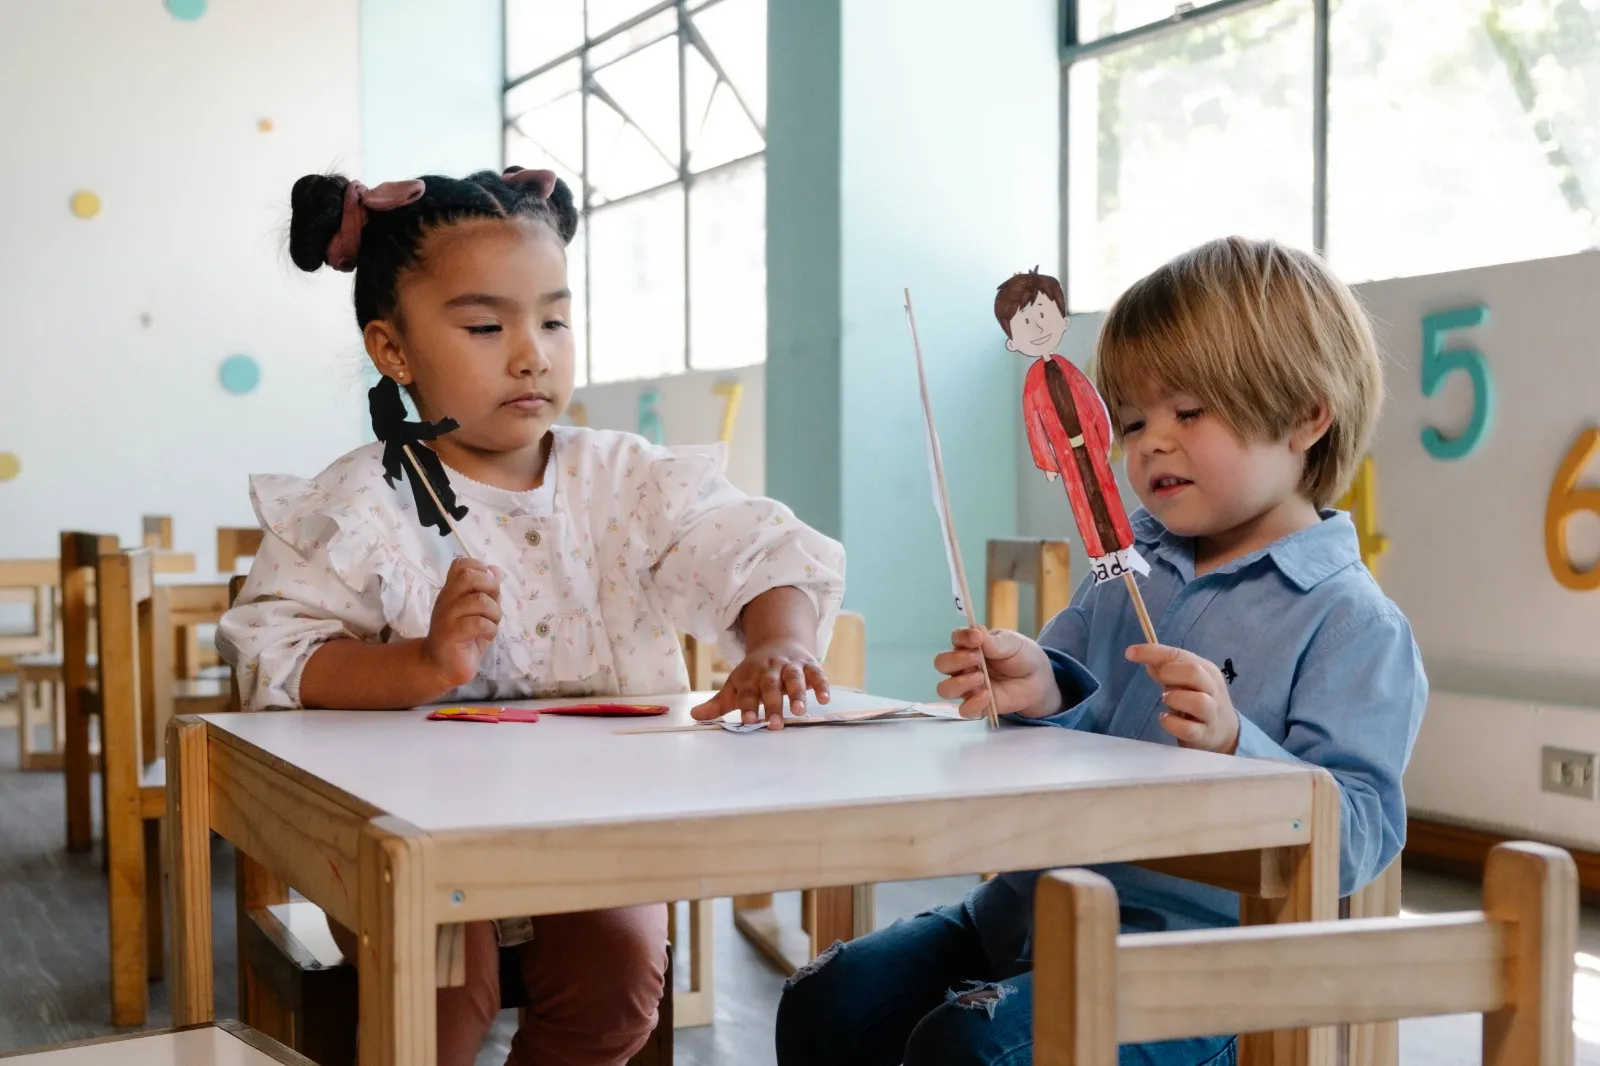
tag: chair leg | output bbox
[107,770,148,1025]
[144,818,165,981]
[65,693,92,851]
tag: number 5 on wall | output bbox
[1420,304,1493,460]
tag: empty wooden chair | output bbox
[1034,841,1577,1066]
[218,526,265,573]
[1,557,64,771]
[61,532,118,853]
[97,546,176,1026]
[143,514,175,550]
[987,537,1072,635]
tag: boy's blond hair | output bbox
[1093,236,1382,508]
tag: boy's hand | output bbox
[934,628,1062,719]
[1125,644,1240,754]
[690,640,830,730]
[422,558,503,689]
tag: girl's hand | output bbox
[421,558,503,690]
[690,640,830,730]
[1125,644,1240,753]
[934,627,1061,719]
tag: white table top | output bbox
[7,1027,293,1066]
[202,691,1305,835]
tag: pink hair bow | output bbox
[502,166,558,201]
[325,179,427,272]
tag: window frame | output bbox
[502,0,768,383]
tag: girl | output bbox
[218,165,846,1066]
[775,237,1426,1066]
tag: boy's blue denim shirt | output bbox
[967,508,1428,972]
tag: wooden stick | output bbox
[401,445,477,560]
[1123,569,1158,645]
[904,289,1000,730]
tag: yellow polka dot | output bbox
[258,118,274,133]
[0,453,20,482]
[70,190,101,219]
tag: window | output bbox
[1328,0,1600,282]
[1064,0,1600,309]
[504,0,767,383]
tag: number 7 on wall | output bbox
[1420,304,1493,460]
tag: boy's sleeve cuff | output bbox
[1234,713,1297,762]
[1009,648,1099,729]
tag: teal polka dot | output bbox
[165,0,206,21]
[220,354,260,395]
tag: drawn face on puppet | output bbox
[1005,293,1070,358]
[374,217,577,457]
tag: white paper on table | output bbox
[719,702,967,733]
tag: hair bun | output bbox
[544,176,579,245]
[288,173,351,272]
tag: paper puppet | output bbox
[996,269,1157,640]
[369,375,473,551]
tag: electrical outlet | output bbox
[1541,746,1597,800]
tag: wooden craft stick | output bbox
[905,289,1001,730]
[1124,570,1158,645]
[401,445,477,560]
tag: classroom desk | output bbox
[166,691,1339,1066]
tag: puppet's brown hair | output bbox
[1093,236,1382,508]
[994,268,1066,337]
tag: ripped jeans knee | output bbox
[782,938,845,993]
[944,979,1016,1019]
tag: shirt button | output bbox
[525,530,542,547]
[535,622,551,637]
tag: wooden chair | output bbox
[983,538,1403,1064]
[1,557,65,771]
[218,526,264,573]
[681,613,874,994]
[1034,841,1578,1066]
[2,1019,324,1066]
[143,515,175,551]
[986,538,1072,634]
[97,546,176,1026]
[62,532,118,853]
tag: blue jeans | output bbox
[775,903,1235,1066]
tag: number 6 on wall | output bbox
[1420,304,1493,460]
[1546,427,1600,592]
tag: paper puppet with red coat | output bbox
[996,268,1148,583]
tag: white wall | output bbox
[568,366,765,496]
[1017,252,1600,846]
[0,0,365,569]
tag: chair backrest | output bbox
[142,515,174,551]
[61,532,118,850]
[1033,842,1578,1066]
[217,527,264,573]
[98,548,174,793]
[986,538,1071,635]
[0,557,61,658]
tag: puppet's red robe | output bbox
[1022,354,1134,560]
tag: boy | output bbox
[776,237,1427,1066]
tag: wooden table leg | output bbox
[236,850,292,1044]
[359,816,435,1066]
[1237,771,1340,1066]
[167,716,215,1025]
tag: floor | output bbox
[1,716,1597,1066]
